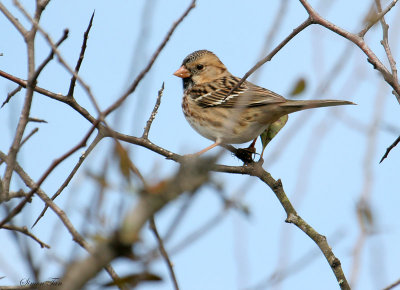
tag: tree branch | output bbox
[299,0,400,103]
[103,0,196,116]
[142,82,164,139]
[226,17,312,98]
[67,11,95,97]
[149,217,179,290]
[2,225,50,248]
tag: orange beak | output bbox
[173,65,191,78]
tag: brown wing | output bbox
[189,75,287,108]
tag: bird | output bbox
[173,50,355,159]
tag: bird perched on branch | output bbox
[174,50,354,159]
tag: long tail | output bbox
[279,99,355,114]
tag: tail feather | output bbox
[280,99,355,114]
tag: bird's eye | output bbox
[196,64,204,70]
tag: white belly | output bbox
[185,113,268,144]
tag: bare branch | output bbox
[0,123,98,227]
[226,18,312,99]
[27,118,47,123]
[142,82,164,139]
[33,28,69,81]
[380,135,400,163]
[103,0,196,116]
[383,277,400,290]
[32,132,103,227]
[1,85,22,108]
[0,190,26,202]
[0,2,27,35]
[20,127,39,147]
[0,69,98,124]
[211,161,350,289]
[2,0,51,198]
[299,0,400,102]
[375,0,399,99]
[2,225,50,248]
[0,150,122,286]
[67,11,95,97]
[358,0,399,36]
[14,0,102,115]
[60,156,212,290]
[149,217,179,290]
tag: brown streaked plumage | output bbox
[174,50,355,157]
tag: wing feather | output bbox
[188,76,286,108]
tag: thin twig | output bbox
[103,0,196,116]
[358,0,399,36]
[251,0,289,83]
[1,0,50,198]
[0,190,26,202]
[32,132,103,228]
[225,18,312,99]
[28,117,47,123]
[149,217,179,290]
[0,2,27,34]
[0,122,98,228]
[375,0,399,99]
[13,0,102,116]
[67,11,95,97]
[163,195,195,243]
[60,157,212,290]
[142,82,164,139]
[383,277,400,290]
[33,28,69,81]
[2,225,50,248]
[0,69,98,124]
[20,127,39,147]
[0,150,122,287]
[247,229,346,290]
[1,85,22,108]
[299,0,400,102]
[211,161,350,289]
[380,135,400,163]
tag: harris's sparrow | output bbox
[174,50,354,158]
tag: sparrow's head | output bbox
[174,50,228,89]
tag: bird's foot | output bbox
[234,147,256,164]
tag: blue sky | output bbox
[1,0,400,289]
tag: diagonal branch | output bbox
[0,69,98,124]
[211,161,350,289]
[67,11,95,97]
[0,150,122,287]
[299,0,400,103]
[0,122,98,227]
[33,29,69,81]
[60,156,212,290]
[358,0,399,36]
[380,134,400,163]
[2,225,50,248]
[103,0,196,117]
[149,217,179,290]
[1,85,22,108]
[0,2,27,35]
[226,17,312,99]
[32,132,104,227]
[14,0,102,115]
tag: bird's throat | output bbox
[183,77,194,90]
